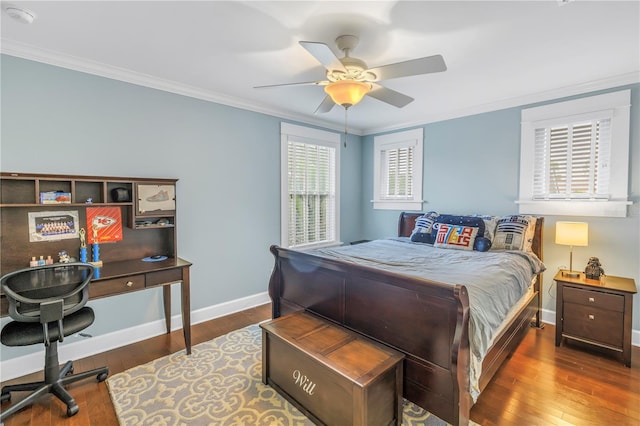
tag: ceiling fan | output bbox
[255,35,447,114]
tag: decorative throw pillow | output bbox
[433,215,486,242]
[470,214,499,242]
[434,223,479,251]
[474,236,492,252]
[410,211,439,244]
[491,215,537,251]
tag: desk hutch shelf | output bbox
[0,172,178,273]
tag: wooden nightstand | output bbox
[554,271,637,367]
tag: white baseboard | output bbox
[541,307,640,347]
[0,291,270,382]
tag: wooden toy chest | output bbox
[260,311,404,426]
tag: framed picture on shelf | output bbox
[28,210,79,242]
[137,184,176,214]
[86,206,123,244]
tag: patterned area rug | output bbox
[107,324,468,425]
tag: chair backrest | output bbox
[1,263,94,324]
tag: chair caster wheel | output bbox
[67,404,79,417]
[97,372,108,382]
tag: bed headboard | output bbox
[397,212,544,261]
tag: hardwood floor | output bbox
[1,304,638,425]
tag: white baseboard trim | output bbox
[0,291,270,382]
[541,307,640,348]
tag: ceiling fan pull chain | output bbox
[344,108,348,148]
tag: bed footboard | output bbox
[269,245,472,426]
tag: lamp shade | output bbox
[555,221,588,246]
[324,80,371,109]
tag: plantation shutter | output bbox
[287,139,336,247]
[381,144,414,199]
[532,113,612,200]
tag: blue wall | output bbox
[1,54,638,362]
[0,55,363,360]
[360,85,640,330]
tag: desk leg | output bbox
[163,285,171,334]
[181,268,192,355]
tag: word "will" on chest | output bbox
[292,369,317,395]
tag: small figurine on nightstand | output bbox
[585,257,605,280]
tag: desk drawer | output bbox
[146,268,183,288]
[563,286,624,312]
[90,275,145,298]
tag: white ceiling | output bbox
[1,1,639,135]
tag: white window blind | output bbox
[533,117,611,200]
[281,123,340,249]
[373,128,423,210]
[287,140,336,247]
[382,145,414,199]
[518,90,631,217]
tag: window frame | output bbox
[280,122,340,249]
[518,90,631,217]
[373,128,424,210]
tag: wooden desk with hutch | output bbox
[0,172,193,354]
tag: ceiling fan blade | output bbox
[367,54,446,81]
[366,84,414,108]
[299,41,346,72]
[314,95,336,114]
[254,80,327,89]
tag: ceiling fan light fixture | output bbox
[324,80,371,109]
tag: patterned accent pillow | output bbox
[434,223,479,251]
[471,214,499,242]
[410,211,440,244]
[434,215,486,242]
[491,215,538,251]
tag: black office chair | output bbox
[0,263,109,420]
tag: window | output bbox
[281,123,340,249]
[373,128,424,210]
[518,90,631,217]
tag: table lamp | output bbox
[555,221,588,277]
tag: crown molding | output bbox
[0,39,358,135]
[362,71,640,135]
[2,39,636,137]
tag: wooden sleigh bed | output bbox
[268,212,544,426]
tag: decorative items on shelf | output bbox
[27,255,60,267]
[58,250,71,263]
[39,191,71,204]
[585,257,605,280]
[79,228,87,263]
[92,242,100,263]
[90,226,102,267]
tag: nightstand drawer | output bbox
[563,286,624,312]
[563,303,624,348]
